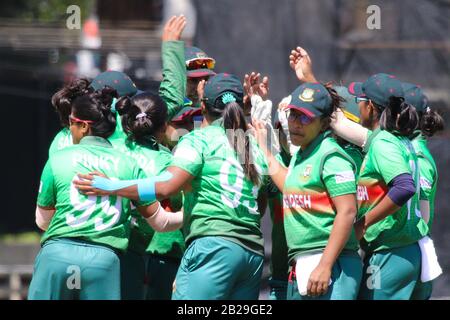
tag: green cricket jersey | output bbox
[342,143,364,176]
[38,136,151,251]
[48,127,72,156]
[171,119,268,255]
[283,131,358,263]
[111,138,185,257]
[267,150,291,280]
[357,128,428,252]
[412,133,437,234]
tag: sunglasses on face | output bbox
[186,58,215,70]
[285,109,314,125]
[69,115,94,126]
[355,96,369,103]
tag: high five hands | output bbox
[162,15,187,42]
[289,46,318,83]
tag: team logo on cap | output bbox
[196,52,207,58]
[299,88,315,102]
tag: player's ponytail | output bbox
[221,101,261,186]
[324,83,343,130]
[71,87,117,139]
[380,97,419,137]
[51,78,91,127]
[419,107,444,137]
[116,92,168,146]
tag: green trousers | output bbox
[287,252,362,300]
[358,242,422,300]
[172,236,264,300]
[268,278,288,300]
[28,238,121,300]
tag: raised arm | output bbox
[160,15,187,120]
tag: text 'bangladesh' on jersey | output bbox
[283,131,358,263]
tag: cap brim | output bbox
[347,82,364,97]
[171,107,197,122]
[187,68,216,78]
[285,105,317,118]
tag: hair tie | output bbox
[426,106,431,113]
[136,112,147,119]
[221,92,236,104]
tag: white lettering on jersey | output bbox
[283,194,312,209]
[357,185,369,201]
[72,153,120,172]
[335,171,355,184]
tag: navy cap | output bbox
[90,71,138,97]
[203,73,243,108]
[286,83,332,118]
[402,82,428,113]
[334,85,361,123]
[348,73,404,108]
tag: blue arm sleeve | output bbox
[386,173,416,207]
[92,171,173,202]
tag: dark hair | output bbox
[51,78,92,127]
[71,87,118,139]
[206,97,260,186]
[323,83,343,130]
[115,92,168,145]
[380,97,419,137]
[418,108,444,137]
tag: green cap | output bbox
[90,71,138,97]
[334,85,361,123]
[348,73,404,108]
[203,73,243,108]
[402,82,428,113]
[286,83,332,118]
[171,98,202,122]
[185,46,216,78]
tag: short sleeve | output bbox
[171,133,203,176]
[418,156,435,201]
[371,137,411,185]
[322,153,357,198]
[37,160,56,208]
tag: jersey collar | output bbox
[297,130,332,160]
[79,136,113,148]
[363,127,382,153]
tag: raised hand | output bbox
[244,72,269,100]
[197,79,206,102]
[162,15,187,42]
[289,46,317,83]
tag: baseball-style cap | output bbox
[285,83,332,118]
[334,85,361,123]
[203,73,243,108]
[90,70,138,97]
[171,98,202,122]
[348,73,404,108]
[402,82,428,113]
[185,46,216,78]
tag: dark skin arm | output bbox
[354,195,401,241]
[74,166,194,202]
[307,193,357,297]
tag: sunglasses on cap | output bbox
[186,58,215,70]
[285,109,314,125]
[69,115,94,126]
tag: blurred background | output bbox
[0,0,449,299]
